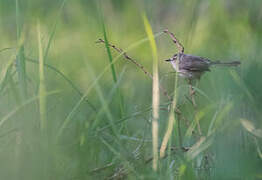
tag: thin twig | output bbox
[163,29,202,137]
[89,162,114,174]
[163,29,184,53]
[146,146,189,164]
[188,81,196,107]
[96,39,173,103]
[188,80,202,136]
[177,116,183,148]
[161,29,186,154]
[0,47,16,53]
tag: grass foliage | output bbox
[0,0,262,179]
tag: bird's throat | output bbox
[170,60,179,71]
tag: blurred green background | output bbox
[0,0,262,179]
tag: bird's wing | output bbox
[179,54,210,71]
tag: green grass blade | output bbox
[37,21,46,131]
[186,136,213,160]
[0,90,60,128]
[84,62,119,138]
[97,106,153,133]
[0,47,15,54]
[101,18,125,118]
[240,119,262,138]
[91,66,127,129]
[44,0,68,61]
[16,0,27,100]
[0,58,16,95]
[143,14,159,171]
[102,23,117,82]
[230,69,254,103]
[100,137,138,178]
[160,56,179,166]
[16,46,27,99]
[26,58,97,112]
[0,128,18,139]
[7,74,21,105]
[56,32,163,140]
[15,0,21,40]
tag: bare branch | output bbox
[163,29,184,53]
[96,39,173,102]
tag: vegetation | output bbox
[0,0,261,179]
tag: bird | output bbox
[163,29,241,80]
[165,53,241,80]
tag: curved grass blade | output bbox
[56,31,164,141]
[16,0,27,101]
[0,57,16,95]
[0,90,60,128]
[240,119,262,138]
[84,62,119,138]
[44,0,68,61]
[91,66,127,129]
[100,13,124,118]
[37,21,47,131]
[0,47,16,54]
[143,14,159,171]
[26,58,97,112]
[186,136,213,160]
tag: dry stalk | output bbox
[164,29,202,136]
[96,39,173,102]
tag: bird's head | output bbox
[165,54,178,62]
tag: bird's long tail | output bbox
[211,61,241,67]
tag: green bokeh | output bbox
[0,0,261,179]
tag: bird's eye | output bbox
[173,54,177,59]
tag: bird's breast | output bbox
[170,61,179,71]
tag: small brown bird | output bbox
[163,29,240,80]
[165,53,241,80]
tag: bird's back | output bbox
[179,54,211,72]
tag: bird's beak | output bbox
[165,59,172,62]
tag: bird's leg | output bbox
[190,85,196,96]
[187,80,203,136]
[188,79,196,107]
[163,29,184,54]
